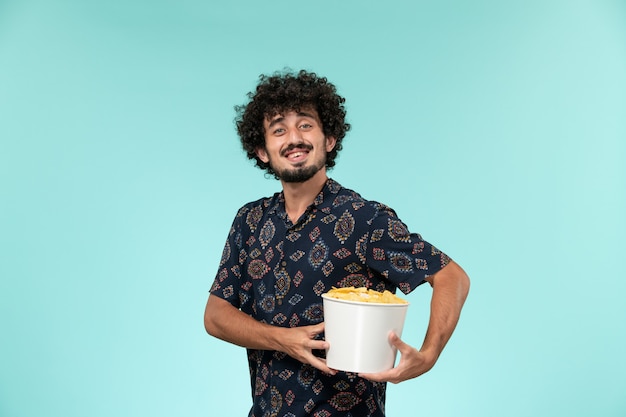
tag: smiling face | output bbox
[256,109,336,183]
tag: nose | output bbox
[287,127,303,142]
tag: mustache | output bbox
[280,143,313,156]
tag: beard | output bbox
[276,162,324,183]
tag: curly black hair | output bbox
[235,69,351,178]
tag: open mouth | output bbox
[282,145,312,162]
[286,150,308,161]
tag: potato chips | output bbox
[324,286,408,304]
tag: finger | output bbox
[308,355,337,375]
[358,369,396,383]
[309,322,325,335]
[308,339,329,350]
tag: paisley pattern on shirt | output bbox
[210,179,450,417]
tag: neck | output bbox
[281,169,328,223]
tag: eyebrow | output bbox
[267,111,317,128]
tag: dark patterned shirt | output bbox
[210,179,450,417]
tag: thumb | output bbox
[388,331,408,350]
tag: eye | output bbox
[299,123,313,129]
[273,127,285,135]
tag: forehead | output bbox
[263,107,320,123]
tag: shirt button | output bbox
[281,261,287,266]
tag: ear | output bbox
[255,147,269,163]
[325,136,337,152]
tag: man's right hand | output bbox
[205,294,336,374]
[275,322,336,375]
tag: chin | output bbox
[278,166,320,183]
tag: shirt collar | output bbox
[268,178,342,217]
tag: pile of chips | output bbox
[324,286,408,304]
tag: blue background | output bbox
[1,0,625,416]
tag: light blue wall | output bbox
[1,0,625,416]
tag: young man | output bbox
[205,70,470,416]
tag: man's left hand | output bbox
[358,332,436,384]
